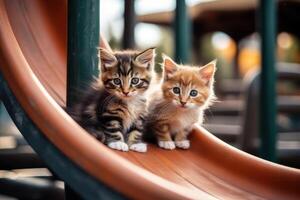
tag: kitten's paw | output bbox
[130,143,147,153]
[175,140,190,149]
[158,141,176,150]
[108,141,129,152]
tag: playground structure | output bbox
[0,0,300,199]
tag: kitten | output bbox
[145,55,216,150]
[71,47,156,152]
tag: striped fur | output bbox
[71,48,156,152]
[145,55,216,150]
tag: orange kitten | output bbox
[145,55,216,150]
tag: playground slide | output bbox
[0,1,299,199]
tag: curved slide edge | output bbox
[0,74,124,200]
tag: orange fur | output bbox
[145,56,217,150]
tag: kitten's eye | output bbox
[131,77,139,85]
[113,78,121,85]
[172,87,180,95]
[190,89,198,97]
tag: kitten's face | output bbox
[162,56,216,109]
[99,48,155,99]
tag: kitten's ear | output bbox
[162,54,178,79]
[98,47,117,71]
[199,59,217,85]
[134,47,156,69]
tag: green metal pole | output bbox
[174,0,191,64]
[123,0,136,49]
[259,0,277,161]
[66,0,100,198]
[67,0,100,108]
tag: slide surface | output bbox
[0,1,300,199]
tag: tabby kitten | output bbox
[72,47,156,152]
[145,55,216,150]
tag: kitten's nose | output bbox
[180,101,187,106]
[123,92,129,96]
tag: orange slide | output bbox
[0,1,299,199]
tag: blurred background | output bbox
[0,0,300,199]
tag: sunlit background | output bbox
[101,0,205,47]
[101,0,300,79]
